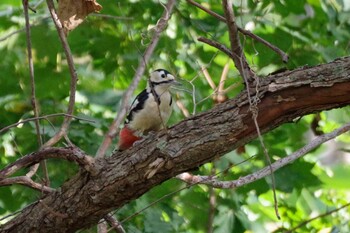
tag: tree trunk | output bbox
[1,56,350,232]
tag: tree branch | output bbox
[176,121,350,188]
[95,0,177,158]
[0,147,97,179]
[23,0,42,147]
[2,57,350,232]
[187,0,288,62]
[104,214,126,233]
[284,202,350,233]
[222,0,280,218]
[198,37,235,63]
[0,113,95,134]
[23,0,51,186]
[222,0,253,79]
[0,176,55,193]
[43,0,78,147]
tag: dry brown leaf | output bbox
[57,0,102,35]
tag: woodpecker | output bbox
[118,69,179,151]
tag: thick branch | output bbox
[2,57,350,232]
[176,121,350,188]
[0,147,96,179]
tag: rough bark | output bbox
[1,56,350,232]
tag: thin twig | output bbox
[44,0,78,147]
[97,221,108,233]
[0,147,97,179]
[201,66,216,90]
[0,16,50,42]
[222,0,253,79]
[95,0,177,158]
[186,0,288,62]
[207,166,216,233]
[32,0,45,10]
[222,82,240,94]
[0,176,55,193]
[23,0,50,186]
[217,62,229,103]
[0,28,26,42]
[90,13,133,21]
[222,0,279,218]
[198,36,234,59]
[238,28,289,63]
[176,122,350,188]
[187,0,226,22]
[0,201,39,222]
[0,113,95,134]
[175,98,190,117]
[284,202,350,233]
[105,214,126,233]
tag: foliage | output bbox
[1,0,350,232]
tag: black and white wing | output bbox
[125,89,149,124]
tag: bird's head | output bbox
[149,69,180,88]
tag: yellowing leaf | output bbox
[57,0,102,35]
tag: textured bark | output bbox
[1,57,350,232]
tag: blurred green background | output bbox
[1,0,350,232]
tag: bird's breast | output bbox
[128,92,172,133]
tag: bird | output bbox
[118,69,179,151]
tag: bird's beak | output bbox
[171,79,182,86]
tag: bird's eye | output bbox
[161,74,166,78]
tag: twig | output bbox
[0,201,39,222]
[90,13,133,21]
[222,0,279,218]
[186,0,288,62]
[207,167,216,233]
[105,214,126,233]
[32,0,45,10]
[187,0,226,22]
[238,28,289,63]
[44,0,78,147]
[284,202,350,233]
[25,164,39,178]
[0,113,95,134]
[97,221,108,233]
[217,62,229,103]
[222,0,253,79]
[201,66,216,90]
[0,16,50,42]
[176,122,350,188]
[222,82,240,94]
[0,28,26,42]
[198,36,234,59]
[95,0,177,158]
[23,0,50,186]
[175,98,190,117]
[0,147,97,179]
[0,176,55,193]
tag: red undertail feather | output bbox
[118,126,142,151]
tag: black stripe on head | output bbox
[150,79,174,86]
[154,69,171,76]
